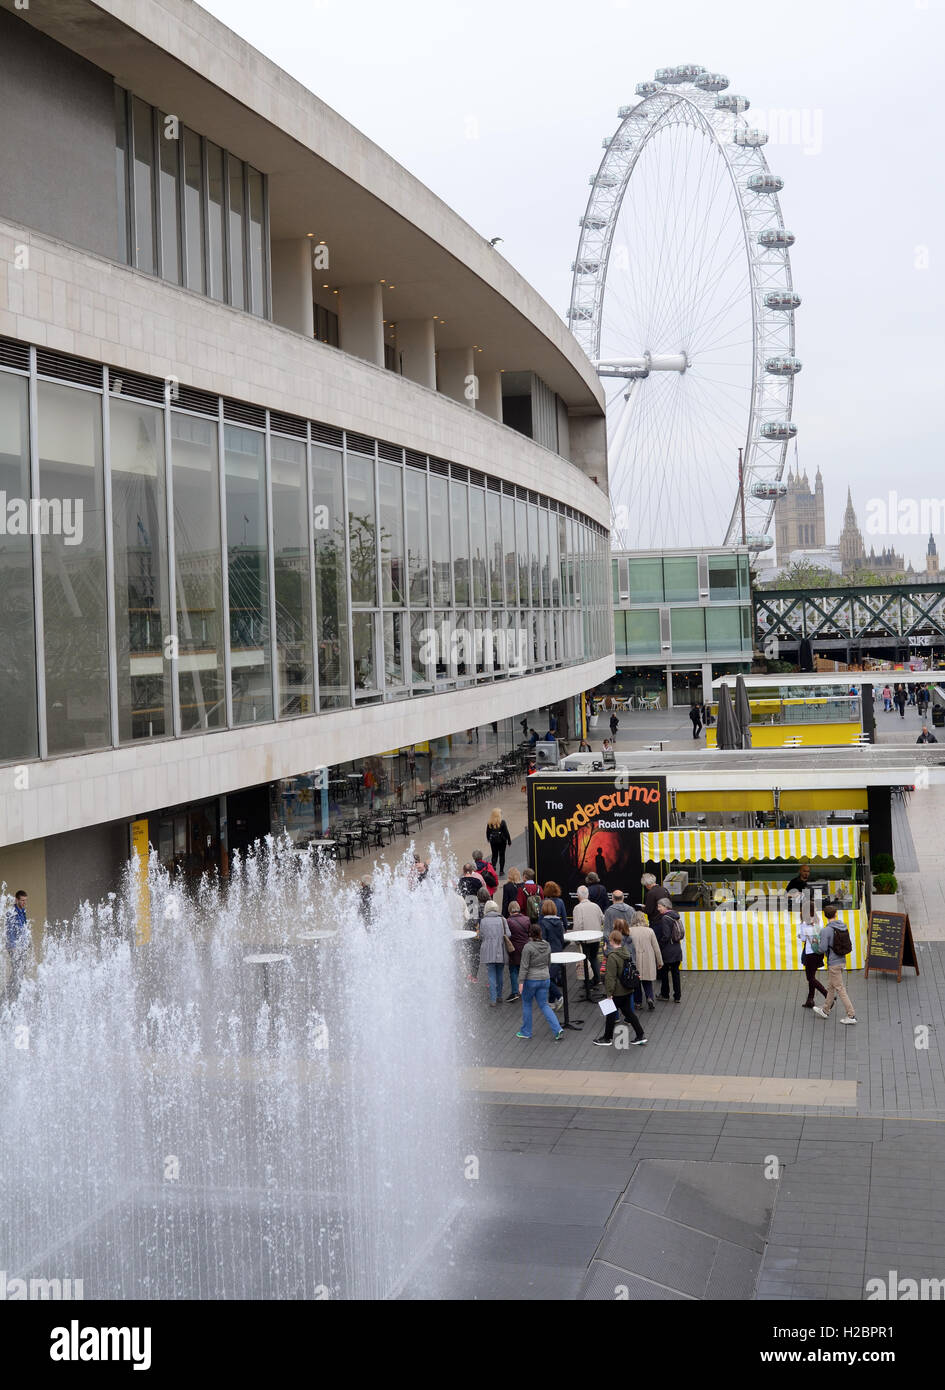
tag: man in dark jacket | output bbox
[594,930,647,1046]
[585,872,609,911]
[917,725,938,743]
[641,872,667,930]
[655,898,684,1002]
[688,704,702,739]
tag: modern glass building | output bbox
[604,546,754,707]
[0,0,613,919]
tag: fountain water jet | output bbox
[0,835,466,1298]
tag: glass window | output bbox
[528,505,540,608]
[502,495,517,605]
[486,491,502,604]
[663,555,699,601]
[182,128,206,294]
[705,605,742,650]
[171,411,225,732]
[708,553,739,600]
[558,515,567,607]
[515,500,528,606]
[379,462,405,606]
[225,424,271,723]
[613,611,627,657]
[353,611,378,695]
[247,168,266,317]
[451,481,469,607]
[227,157,245,310]
[114,88,129,263]
[158,112,181,284]
[626,609,660,655]
[271,434,314,716]
[405,469,429,606]
[410,610,433,688]
[347,452,376,607]
[540,508,551,606]
[110,397,171,742]
[206,141,225,302]
[383,611,405,691]
[131,98,156,274]
[670,606,706,653]
[429,475,450,606]
[469,487,487,606]
[628,556,663,603]
[312,445,349,709]
[740,606,752,648]
[0,373,38,761]
[38,382,110,755]
[738,553,751,597]
[612,558,619,603]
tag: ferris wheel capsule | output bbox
[590,172,620,187]
[694,72,729,92]
[764,290,801,311]
[634,82,661,98]
[748,172,784,193]
[717,93,750,113]
[734,127,768,147]
[750,480,789,500]
[765,355,802,376]
[759,421,798,441]
[758,228,796,249]
[603,135,632,150]
[745,534,775,551]
[571,259,600,274]
[579,214,608,230]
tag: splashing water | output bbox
[0,835,467,1299]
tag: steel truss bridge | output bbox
[755,582,945,658]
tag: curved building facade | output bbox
[0,0,613,916]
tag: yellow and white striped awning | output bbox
[640,826,860,863]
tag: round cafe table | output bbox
[550,951,588,1031]
[242,953,289,1008]
[563,929,603,1002]
[452,930,478,940]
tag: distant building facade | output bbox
[774,468,826,555]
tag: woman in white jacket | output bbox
[625,910,663,1011]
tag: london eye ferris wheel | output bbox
[568,65,800,554]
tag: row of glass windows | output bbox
[614,607,754,657]
[114,87,269,317]
[612,553,751,605]
[0,364,610,765]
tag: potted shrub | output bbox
[871,870,899,911]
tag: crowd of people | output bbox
[457,831,689,1047]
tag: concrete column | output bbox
[394,318,436,389]
[437,347,475,406]
[270,238,314,337]
[476,370,503,421]
[665,665,673,709]
[338,283,384,366]
[701,662,713,703]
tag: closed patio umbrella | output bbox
[734,674,753,749]
[715,682,740,750]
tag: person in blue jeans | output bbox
[478,902,511,1006]
[516,923,564,1040]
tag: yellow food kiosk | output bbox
[640,826,866,970]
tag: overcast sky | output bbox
[203,0,945,566]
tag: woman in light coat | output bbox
[478,901,512,1006]
[625,909,663,1011]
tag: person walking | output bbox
[881,684,892,712]
[594,929,647,1047]
[609,712,619,740]
[894,685,907,719]
[573,883,605,994]
[505,905,531,1000]
[3,889,30,1004]
[688,704,702,740]
[812,906,856,1024]
[917,725,938,744]
[798,909,828,1009]
[479,902,512,1007]
[654,898,684,1002]
[626,909,663,1011]
[501,867,523,916]
[516,923,564,1041]
[916,683,929,718]
[603,888,633,935]
[472,850,498,895]
[485,807,512,877]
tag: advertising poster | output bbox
[528,774,668,902]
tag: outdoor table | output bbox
[309,838,337,858]
[295,930,338,942]
[563,929,604,1002]
[242,953,289,1008]
[374,818,395,845]
[438,788,461,813]
[399,807,423,832]
[549,951,587,1031]
[452,930,478,940]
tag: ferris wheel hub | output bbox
[595,351,689,377]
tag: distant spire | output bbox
[929,533,938,558]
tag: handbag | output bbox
[504,933,515,956]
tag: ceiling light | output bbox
[322,283,329,288]
[306,232,315,238]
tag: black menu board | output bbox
[865,910,919,981]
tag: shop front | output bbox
[641,826,866,970]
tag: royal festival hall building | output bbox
[0,0,613,919]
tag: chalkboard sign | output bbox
[865,910,919,981]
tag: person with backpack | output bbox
[798,908,828,1009]
[812,906,856,1024]
[594,930,647,1047]
[655,898,684,1002]
[518,874,543,923]
[485,807,512,877]
[516,923,564,1041]
[625,909,663,1011]
[505,904,531,1001]
[473,851,498,895]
